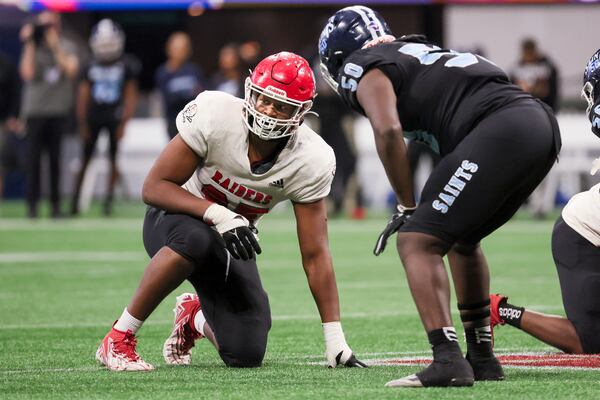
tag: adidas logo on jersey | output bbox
[269,179,284,189]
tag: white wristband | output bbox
[323,321,348,352]
[396,203,417,213]
[323,321,351,367]
[203,203,248,234]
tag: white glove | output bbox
[323,321,367,368]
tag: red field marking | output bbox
[376,353,600,370]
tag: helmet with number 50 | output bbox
[243,52,315,140]
[318,5,393,91]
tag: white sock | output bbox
[114,308,144,334]
[193,309,206,336]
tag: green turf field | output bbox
[1,202,599,399]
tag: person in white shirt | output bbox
[490,49,600,354]
[95,52,366,371]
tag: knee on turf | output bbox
[220,343,267,368]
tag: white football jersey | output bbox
[562,183,600,247]
[176,91,336,225]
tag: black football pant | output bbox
[143,206,271,367]
[401,99,561,246]
[25,116,66,214]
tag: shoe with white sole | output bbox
[96,327,154,371]
[385,353,474,388]
[163,292,204,365]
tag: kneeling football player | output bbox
[490,49,600,355]
[96,52,366,371]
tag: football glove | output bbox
[323,322,367,368]
[203,204,262,261]
[373,204,417,256]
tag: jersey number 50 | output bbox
[340,63,364,92]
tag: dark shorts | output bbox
[142,206,271,367]
[85,119,119,161]
[401,99,561,246]
[552,216,600,354]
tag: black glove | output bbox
[222,225,261,261]
[373,205,416,256]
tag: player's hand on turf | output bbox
[326,345,367,368]
[373,204,416,256]
[323,322,367,368]
[203,204,262,260]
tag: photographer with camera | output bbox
[19,11,79,218]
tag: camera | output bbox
[32,22,51,45]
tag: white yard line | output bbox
[0,366,101,375]
[0,310,438,330]
[0,251,146,263]
[0,348,557,375]
[0,218,555,233]
[0,219,142,231]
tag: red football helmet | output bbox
[243,52,316,140]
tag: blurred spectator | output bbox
[0,52,22,198]
[71,19,140,216]
[19,12,79,218]
[511,39,560,219]
[154,31,205,140]
[511,38,560,112]
[239,41,262,71]
[211,43,243,97]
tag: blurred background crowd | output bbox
[0,1,598,219]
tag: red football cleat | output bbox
[490,293,509,328]
[163,293,204,365]
[96,327,154,371]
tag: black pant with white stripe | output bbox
[142,206,272,367]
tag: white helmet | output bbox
[89,19,125,63]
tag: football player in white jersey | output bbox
[95,52,366,371]
[489,49,600,355]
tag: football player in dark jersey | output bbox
[319,6,561,387]
[71,19,140,216]
[488,49,600,356]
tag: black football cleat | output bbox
[386,352,474,388]
[466,352,505,381]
